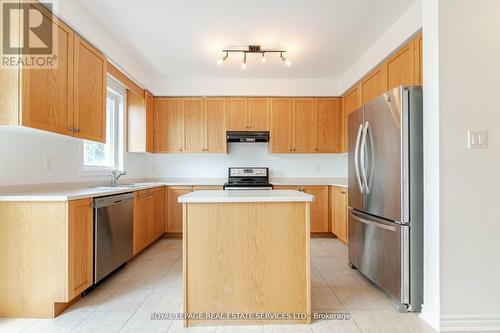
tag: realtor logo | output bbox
[1,0,57,69]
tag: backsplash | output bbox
[147,143,347,179]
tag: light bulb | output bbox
[261,53,266,63]
[241,62,246,70]
[217,58,223,65]
[285,59,292,66]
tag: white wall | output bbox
[154,78,338,97]
[420,0,440,329]
[147,143,347,179]
[338,0,422,94]
[437,0,500,331]
[0,127,147,186]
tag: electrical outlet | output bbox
[467,130,488,149]
[44,156,52,170]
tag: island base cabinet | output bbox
[0,199,93,318]
[183,202,311,327]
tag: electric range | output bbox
[223,167,273,190]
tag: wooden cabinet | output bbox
[145,91,155,152]
[269,98,293,153]
[133,187,165,255]
[184,98,205,152]
[227,98,248,131]
[317,98,343,153]
[0,7,107,143]
[67,198,93,299]
[154,98,184,153]
[227,97,269,131]
[127,90,146,152]
[151,187,165,240]
[274,185,329,232]
[247,98,269,130]
[302,186,329,233]
[270,98,343,154]
[154,97,226,153]
[166,186,192,233]
[293,98,318,153]
[361,65,388,105]
[331,186,348,244]
[73,35,107,143]
[204,98,227,153]
[386,41,417,90]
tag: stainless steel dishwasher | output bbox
[94,192,134,283]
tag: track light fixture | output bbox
[217,45,291,69]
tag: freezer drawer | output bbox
[348,209,404,302]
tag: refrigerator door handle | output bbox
[360,121,369,193]
[354,123,364,194]
[351,211,397,232]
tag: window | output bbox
[82,79,124,174]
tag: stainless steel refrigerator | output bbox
[348,86,423,312]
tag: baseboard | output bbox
[441,314,500,331]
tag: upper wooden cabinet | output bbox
[183,98,205,153]
[270,98,293,153]
[227,97,269,131]
[204,98,227,153]
[317,98,343,153]
[270,97,343,154]
[154,97,227,154]
[0,7,107,143]
[127,90,146,152]
[361,65,388,105]
[145,91,155,152]
[73,35,107,142]
[386,41,417,90]
[154,98,184,153]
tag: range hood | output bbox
[227,131,269,143]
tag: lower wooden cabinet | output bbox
[133,187,165,255]
[274,185,329,232]
[67,198,94,299]
[166,186,192,233]
[331,186,348,244]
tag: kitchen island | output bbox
[178,190,314,328]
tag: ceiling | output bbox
[79,0,416,80]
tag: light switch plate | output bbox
[467,130,488,149]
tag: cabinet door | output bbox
[127,90,146,152]
[317,98,342,153]
[273,185,300,190]
[302,186,329,232]
[343,85,362,116]
[74,35,107,143]
[21,14,74,137]
[68,198,93,298]
[247,98,269,131]
[227,98,248,131]
[183,98,205,152]
[145,91,155,153]
[166,187,192,233]
[151,187,165,240]
[192,186,223,190]
[269,98,293,153]
[133,190,151,255]
[293,98,318,153]
[154,98,184,153]
[205,98,227,153]
[415,33,423,86]
[361,65,388,105]
[386,41,416,90]
[333,187,348,244]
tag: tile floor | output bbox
[0,237,441,333]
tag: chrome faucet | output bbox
[111,170,126,187]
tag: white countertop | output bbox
[0,177,347,202]
[178,190,314,203]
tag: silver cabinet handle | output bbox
[354,123,364,194]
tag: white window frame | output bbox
[80,76,125,176]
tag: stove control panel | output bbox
[229,167,268,178]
